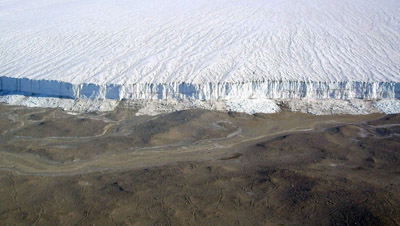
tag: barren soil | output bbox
[0,103,399,225]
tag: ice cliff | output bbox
[1,77,399,101]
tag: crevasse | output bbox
[1,76,399,101]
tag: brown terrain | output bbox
[0,102,399,225]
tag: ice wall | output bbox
[1,76,399,101]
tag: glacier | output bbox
[0,0,399,114]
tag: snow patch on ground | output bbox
[284,99,378,115]
[132,99,400,115]
[374,100,400,114]
[0,94,118,112]
[226,99,280,114]
[134,99,226,116]
[284,99,400,115]
[1,94,399,116]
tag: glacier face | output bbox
[0,0,400,112]
[1,77,399,101]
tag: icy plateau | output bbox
[0,0,399,114]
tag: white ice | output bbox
[0,0,399,114]
[1,0,399,85]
